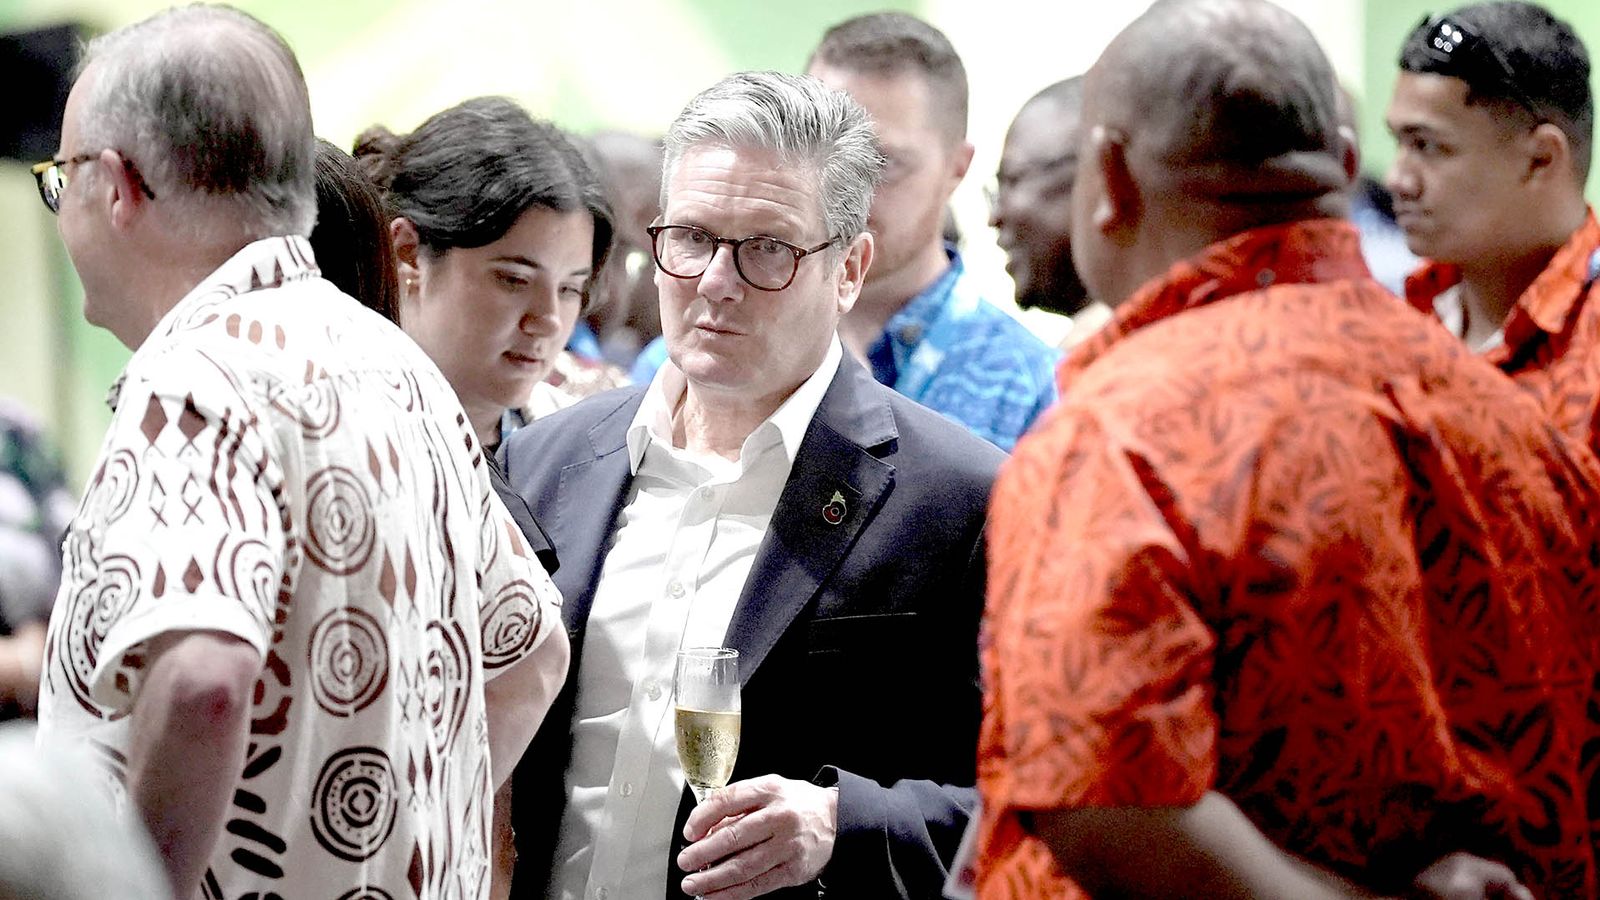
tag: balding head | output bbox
[1072,0,1355,305]
[75,5,315,239]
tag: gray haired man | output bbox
[34,6,568,898]
[502,70,1002,900]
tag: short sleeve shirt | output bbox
[980,220,1600,899]
[1405,209,1600,456]
[37,237,562,900]
[867,248,1060,450]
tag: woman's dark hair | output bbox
[311,139,401,323]
[354,97,614,304]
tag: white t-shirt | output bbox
[37,236,562,900]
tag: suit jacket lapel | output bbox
[724,359,898,684]
[551,394,641,635]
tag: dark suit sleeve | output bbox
[488,452,559,576]
[811,528,987,898]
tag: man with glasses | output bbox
[988,76,1114,350]
[32,6,569,898]
[501,71,1003,900]
[806,13,1059,451]
[978,0,1600,896]
[1387,1,1600,453]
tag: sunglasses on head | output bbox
[1409,14,1543,119]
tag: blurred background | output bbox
[3,0,1599,483]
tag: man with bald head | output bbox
[33,6,567,897]
[988,78,1112,348]
[978,1,1600,897]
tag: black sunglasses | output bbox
[1408,14,1543,119]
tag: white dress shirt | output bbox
[551,338,844,900]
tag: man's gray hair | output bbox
[663,71,884,242]
[76,4,316,238]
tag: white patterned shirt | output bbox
[37,236,562,900]
[551,338,842,900]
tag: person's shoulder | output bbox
[872,381,1008,481]
[933,295,1061,387]
[504,384,647,461]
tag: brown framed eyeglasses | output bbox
[30,151,158,214]
[647,224,837,292]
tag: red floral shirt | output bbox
[1406,210,1600,456]
[980,219,1600,899]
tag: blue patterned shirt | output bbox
[0,399,73,635]
[866,249,1059,450]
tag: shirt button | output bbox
[621,782,634,797]
[596,889,608,900]
[667,580,686,599]
[644,680,663,701]
[698,486,715,501]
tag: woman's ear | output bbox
[389,217,422,295]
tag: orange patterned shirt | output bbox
[1405,209,1600,456]
[979,219,1600,899]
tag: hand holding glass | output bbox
[674,647,741,804]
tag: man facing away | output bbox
[988,77,1113,351]
[979,0,1600,897]
[502,71,1003,900]
[1388,1,1600,454]
[806,13,1059,451]
[33,7,569,898]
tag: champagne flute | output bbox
[674,647,741,804]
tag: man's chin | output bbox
[1019,284,1090,318]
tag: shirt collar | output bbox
[867,245,962,383]
[1404,208,1600,341]
[626,335,844,475]
[106,236,321,411]
[1062,219,1369,390]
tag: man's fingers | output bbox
[681,836,788,897]
[679,809,773,872]
[698,861,802,900]
[683,777,781,841]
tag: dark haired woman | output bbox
[356,96,614,452]
[310,139,400,323]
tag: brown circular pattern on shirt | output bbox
[93,449,140,525]
[59,553,141,716]
[309,607,390,717]
[216,536,280,626]
[311,746,398,862]
[424,621,471,752]
[269,378,343,441]
[334,888,395,900]
[479,582,543,671]
[304,466,376,575]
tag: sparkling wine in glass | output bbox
[674,647,740,804]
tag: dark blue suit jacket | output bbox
[501,357,1004,899]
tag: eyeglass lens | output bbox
[655,227,800,290]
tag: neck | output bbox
[467,404,502,455]
[838,241,951,358]
[675,379,803,461]
[1456,201,1587,336]
[121,243,247,349]
[1456,252,1557,339]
